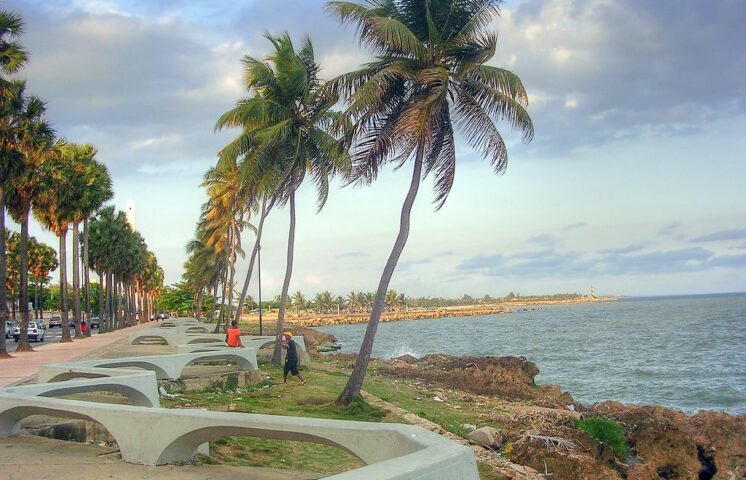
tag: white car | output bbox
[13,321,46,343]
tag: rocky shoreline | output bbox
[296,327,745,480]
[280,297,617,328]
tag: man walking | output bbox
[281,331,306,385]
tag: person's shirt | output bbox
[286,339,298,363]
[226,327,241,347]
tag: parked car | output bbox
[48,316,63,328]
[5,320,18,339]
[90,317,100,329]
[13,321,46,342]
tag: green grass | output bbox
[363,376,487,438]
[574,417,628,459]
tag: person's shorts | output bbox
[284,362,300,376]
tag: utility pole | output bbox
[258,243,263,336]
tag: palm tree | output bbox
[327,0,534,405]
[28,237,57,319]
[291,290,306,314]
[0,11,29,354]
[215,33,349,364]
[78,156,112,335]
[5,83,55,351]
[33,142,80,342]
[88,206,126,331]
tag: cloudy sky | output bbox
[6,0,746,298]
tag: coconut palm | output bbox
[0,13,28,354]
[5,84,55,350]
[327,0,534,404]
[215,32,349,364]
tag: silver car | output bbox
[13,321,46,342]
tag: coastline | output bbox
[242,296,618,328]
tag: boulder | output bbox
[468,426,505,448]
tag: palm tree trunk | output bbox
[105,270,112,332]
[15,213,33,352]
[0,185,8,356]
[213,269,229,333]
[59,230,72,343]
[272,189,297,365]
[209,282,218,323]
[97,271,104,332]
[83,218,92,336]
[337,148,423,405]
[72,222,82,337]
[234,199,270,325]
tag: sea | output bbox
[317,293,746,415]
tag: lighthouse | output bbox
[125,199,136,230]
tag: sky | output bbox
[5,0,746,298]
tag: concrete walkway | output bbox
[0,322,158,387]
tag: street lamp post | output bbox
[257,243,263,336]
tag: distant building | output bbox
[125,199,136,230]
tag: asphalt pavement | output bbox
[4,326,92,353]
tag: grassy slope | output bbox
[161,357,505,478]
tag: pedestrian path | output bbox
[0,322,157,387]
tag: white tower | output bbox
[125,199,136,230]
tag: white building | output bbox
[125,199,136,230]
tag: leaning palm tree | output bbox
[215,32,349,364]
[327,0,534,405]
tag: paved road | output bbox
[3,326,95,353]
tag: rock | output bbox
[432,390,448,401]
[468,426,505,448]
[377,354,573,402]
[462,423,477,432]
[393,354,418,363]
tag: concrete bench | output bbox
[38,349,258,382]
[0,394,478,478]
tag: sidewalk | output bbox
[0,322,157,387]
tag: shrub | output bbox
[574,417,628,459]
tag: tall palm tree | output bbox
[5,84,55,351]
[327,0,534,405]
[28,237,57,319]
[0,11,28,355]
[33,140,82,343]
[215,33,349,364]
[69,147,112,336]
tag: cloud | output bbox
[398,258,433,272]
[436,250,456,257]
[493,0,746,152]
[527,233,560,246]
[597,242,649,255]
[658,222,681,236]
[690,229,746,243]
[708,253,746,268]
[457,245,741,277]
[561,222,589,232]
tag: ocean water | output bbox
[317,293,746,415]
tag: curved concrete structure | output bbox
[0,394,478,478]
[0,318,479,478]
[1,370,160,408]
[38,350,258,382]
